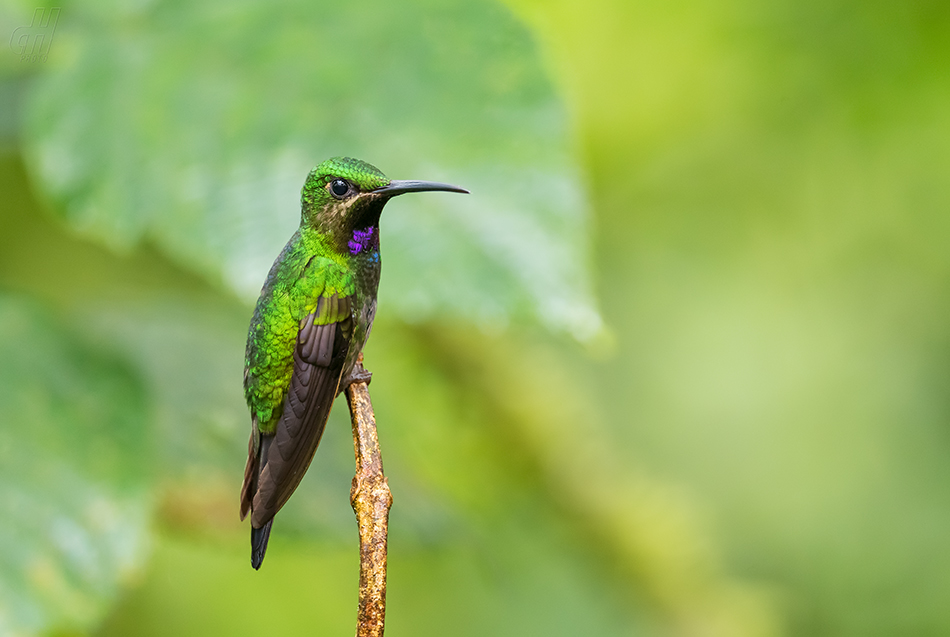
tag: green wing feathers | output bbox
[241,248,356,529]
[244,253,355,435]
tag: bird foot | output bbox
[341,361,372,392]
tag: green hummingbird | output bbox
[240,157,467,569]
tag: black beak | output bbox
[373,180,469,197]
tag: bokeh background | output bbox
[2,0,950,635]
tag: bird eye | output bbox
[329,179,350,198]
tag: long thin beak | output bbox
[373,180,469,197]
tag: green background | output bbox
[2,0,949,635]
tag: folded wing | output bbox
[242,294,353,529]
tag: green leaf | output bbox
[23,0,602,340]
[0,295,151,636]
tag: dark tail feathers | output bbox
[251,519,274,570]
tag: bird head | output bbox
[300,157,467,253]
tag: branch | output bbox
[345,358,393,637]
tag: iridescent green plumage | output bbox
[240,157,467,569]
[244,230,356,433]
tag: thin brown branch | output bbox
[345,358,393,637]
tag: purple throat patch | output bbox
[348,227,377,254]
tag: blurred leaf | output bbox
[0,295,151,636]
[23,0,602,340]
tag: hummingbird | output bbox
[240,157,467,569]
